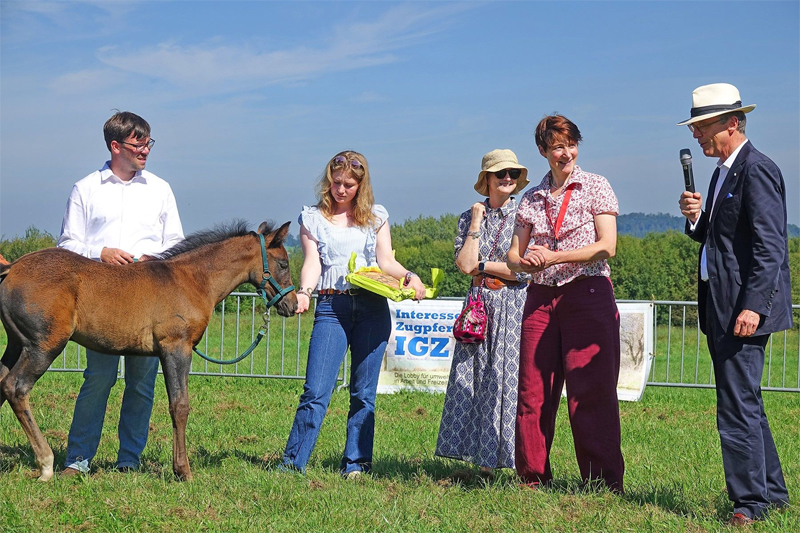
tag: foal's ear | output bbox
[266,221,292,248]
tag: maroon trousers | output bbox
[515,276,624,491]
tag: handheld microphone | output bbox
[679,149,695,193]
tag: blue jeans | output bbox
[282,292,390,474]
[64,350,159,471]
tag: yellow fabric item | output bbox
[344,252,442,301]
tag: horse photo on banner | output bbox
[615,302,654,401]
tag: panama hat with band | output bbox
[677,83,756,126]
[474,149,529,196]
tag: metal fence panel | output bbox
[618,300,800,393]
[43,295,799,393]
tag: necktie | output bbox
[699,167,721,281]
[705,166,721,220]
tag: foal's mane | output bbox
[157,220,275,259]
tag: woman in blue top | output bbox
[282,150,426,477]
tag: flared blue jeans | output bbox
[282,292,390,474]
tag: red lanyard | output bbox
[546,184,574,251]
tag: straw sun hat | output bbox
[677,83,756,126]
[474,149,529,196]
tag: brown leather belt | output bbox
[473,274,527,290]
[318,288,362,296]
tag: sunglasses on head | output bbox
[332,155,363,169]
[492,168,522,180]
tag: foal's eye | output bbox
[277,260,289,270]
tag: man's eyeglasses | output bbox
[120,139,156,153]
[332,155,363,169]
[687,117,725,135]
[492,168,522,180]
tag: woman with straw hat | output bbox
[435,149,530,478]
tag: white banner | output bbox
[378,299,654,402]
[377,299,463,393]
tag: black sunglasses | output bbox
[492,168,522,180]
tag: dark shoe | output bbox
[61,467,83,477]
[116,466,137,473]
[478,467,495,481]
[771,500,790,513]
[275,463,303,475]
[727,513,756,526]
[449,468,475,483]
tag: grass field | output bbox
[1,371,798,532]
[2,302,798,531]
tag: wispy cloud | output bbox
[10,0,141,19]
[49,68,128,94]
[96,41,396,90]
[85,4,467,95]
[5,0,68,16]
[3,0,141,42]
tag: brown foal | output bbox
[0,220,297,481]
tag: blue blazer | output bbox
[686,142,793,336]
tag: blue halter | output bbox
[256,232,295,309]
[192,232,294,365]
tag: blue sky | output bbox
[1,1,798,239]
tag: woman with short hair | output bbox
[508,115,624,492]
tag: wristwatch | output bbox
[478,262,486,273]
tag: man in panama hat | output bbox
[678,83,792,526]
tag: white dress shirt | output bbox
[57,162,184,260]
[697,139,748,281]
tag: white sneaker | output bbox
[64,459,90,474]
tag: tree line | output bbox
[2,221,799,306]
[618,212,800,238]
[394,215,800,306]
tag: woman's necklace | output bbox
[550,175,569,197]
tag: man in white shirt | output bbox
[58,111,184,476]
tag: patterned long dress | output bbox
[435,198,529,469]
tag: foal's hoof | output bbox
[174,471,194,482]
[36,468,54,482]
